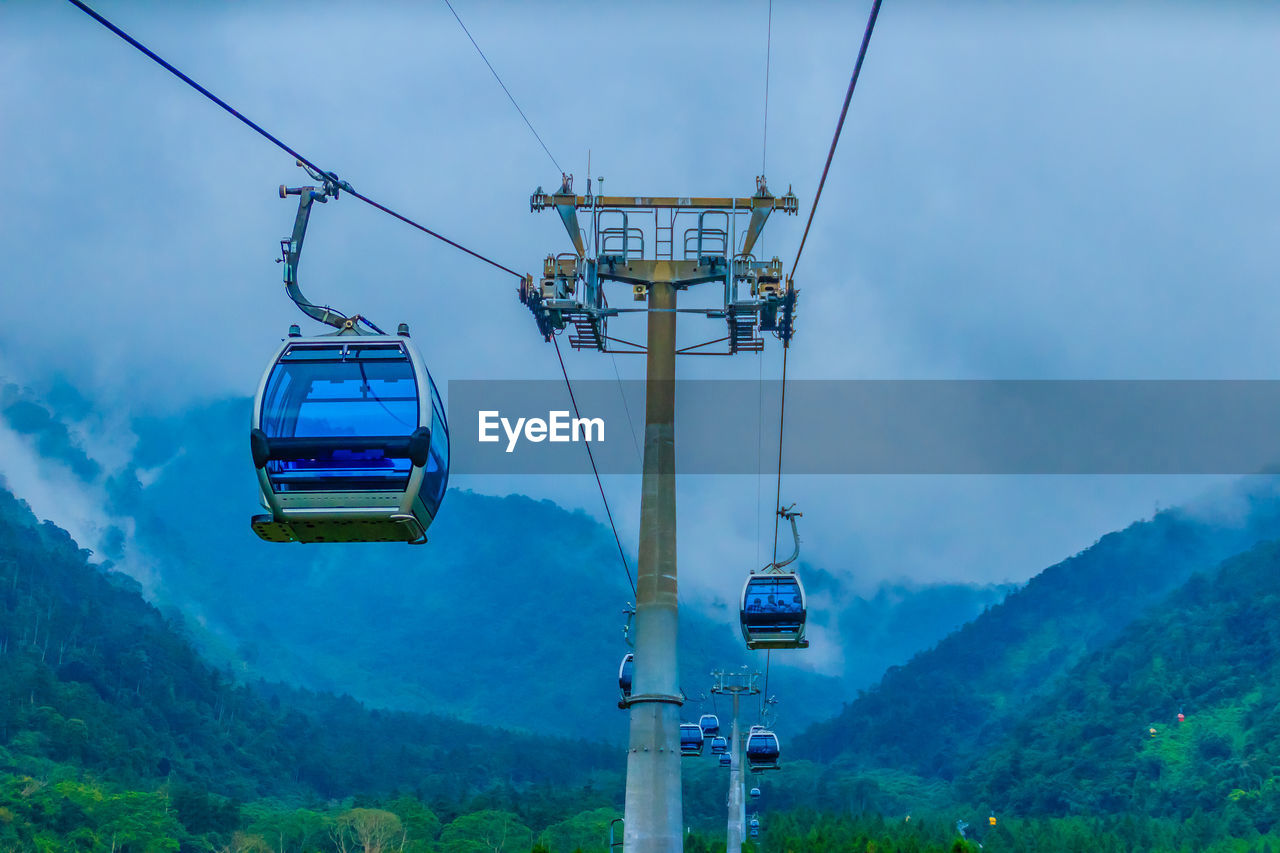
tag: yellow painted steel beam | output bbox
[546,194,795,211]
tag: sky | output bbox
[2,0,1279,600]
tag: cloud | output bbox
[2,1,1277,594]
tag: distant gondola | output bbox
[750,786,761,799]
[749,827,760,839]
[710,735,729,755]
[699,714,720,738]
[719,753,731,767]
[250,328,448,544]
[749,816,760,830]
[746,726,780,771]
[680,723,706,757]
[618,653,634,702]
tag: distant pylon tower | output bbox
[712,668,762,853]
[524,175,798,853]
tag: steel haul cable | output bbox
[441,0,563,175]
[64,0,524,281]
[789,0,883,282]
[554,337,637,598]
[773,0,883,555]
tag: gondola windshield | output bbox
[262,344,420,491]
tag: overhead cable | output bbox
[789,0,883,281]
[554,337,637,598]
[65,0,524,281]
[773,0,882,556]
[441,0,564,175]
[762,0,773,175]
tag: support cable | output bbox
[554,336,637,598]
[789,0,883,282]
[441,0,563,175]
[610,354,642,462]
[771,345,790,562]
[65,0,525,282]
[761,650,772,719]
[762,0,773,175]
[772,0,881,555]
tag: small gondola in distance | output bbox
[250,328,448,544]
[746,725,781,771]
[618,653,634,702]
[680,723,706,757]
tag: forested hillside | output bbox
[0,482,632,849]
[961,537,1280,829]
[794,484,1280,780]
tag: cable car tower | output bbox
[711,668,762,853]
[525,175,798,853]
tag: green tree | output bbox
[440,810,532,853]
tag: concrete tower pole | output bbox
[727,691,745,853]
[527,183,798,852]
[623,276,681,852]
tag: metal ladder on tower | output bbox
[655,210,674,260]
[728,304,764,353]
[568,312,606,350]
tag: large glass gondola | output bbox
[746,725,781,771]
[741,507,809,649]
[250,328,448,544]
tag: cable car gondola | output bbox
[749,786,761,799]
[250,167,449,544]
[749,827,760,840]
[680,723,706,757]
[250,328,448,544]
[749,816,760,830]
[699,714,720,738]
[710,735,729,755]
[746,726,781,771]
[719,753,731,767]
[741,507,809,649]
[618,653,634,702]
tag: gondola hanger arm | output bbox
[766,505,803,571]
[278,162,376,333]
